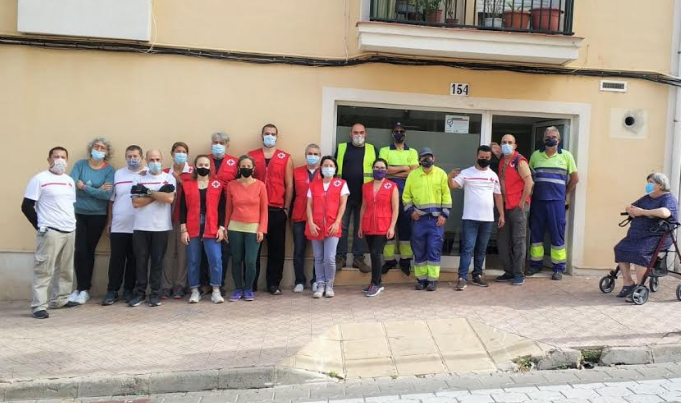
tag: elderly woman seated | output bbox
[614,173,678,301]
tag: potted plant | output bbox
[503,0,530,29]
[480,0,503,28]
[444,0,458,25]
[422,0,443,23]
[530,0,563,31]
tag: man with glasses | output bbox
[378,123,418,275]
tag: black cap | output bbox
[419,147,434,157]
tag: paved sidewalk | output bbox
[3,276,681,382]
[10,363,681,403]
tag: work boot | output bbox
[382,260,397,274]
[426,281,437,291]
[399,259,412,276]
[415,279,427,290]
[353,257,371,273]
[525,267,542,276]
[552,271,563,281]
[336,255,346,271]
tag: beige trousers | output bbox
[32,230,75,313]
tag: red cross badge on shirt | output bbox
[211,180,220,188]
[278,152,285,159]
[333,180,342,187]
[384,183,392,189]
[227,159,235,166]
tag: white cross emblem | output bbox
[278,152,286,159]
[384,183,392,189]
[227,159,236,166]
[333,180,342,187]
[211,181,220,188]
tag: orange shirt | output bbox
[225,179,269,233]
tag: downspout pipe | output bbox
[670,0,681,201]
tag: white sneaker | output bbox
[325,282,335,298]
[189,289,201,303]
[313,282,324,299]
[293,284,304,293]
[311,282,318,293]
[67,290,79,303]
[211,291,224,304]
[75,291,90,305]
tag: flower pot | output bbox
[483,17,503,28]
[530,7,563,31]
[445,18,459,25]
[426,9,443,23]
[503,10,530,29]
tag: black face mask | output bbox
[239,167,253,178]
[477,159,491,168]
[420,158,434,168]
[196,167,210,177]
[544,138,558,147]
[393,132,405,143]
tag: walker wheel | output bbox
[650,277,660,293]
[631,285,649,305]
[599,276,615,294]
[676,283,681,301]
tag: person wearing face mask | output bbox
[613,173,678,302]
[334,123,377,273]
[358,158,399,297]
[306,156,349,298]
[248,124,293,295]
[128,149,177,308]
[180,155,226,304]
[22,147,79,319]
[208,132,239,295]
[225,156,268,302]
[403,148,452,291]
[102,145,144,306]
[494,135,534,286]
[68,137,115,306]
[378,123,418,276]
[527,126,579,280]
[161,142,194,300]
[449,145,505,291]
[290,144,322,293]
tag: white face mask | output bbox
[321,167,336,178]
[50,158,67,175]
[352,135,365,146]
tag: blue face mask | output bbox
[544,138,558,148]
[263,134,277,148]
[174,153,187,165]
[148,162,162,174]
[126,157,141,169]
[91,150,106,161]
[501,144,514,156]
[306,155,320,166]
[212,144,225,157]
[646,183,655,195]
[321,167,336,178]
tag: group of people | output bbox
[22,122,583,320]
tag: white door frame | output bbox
[321,87,591,270]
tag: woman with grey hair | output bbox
[614,172,678,302]
[67,137,116,305]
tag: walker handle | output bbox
[620,212,629,216]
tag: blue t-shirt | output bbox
[70,159,115,215]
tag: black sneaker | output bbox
[122,289,134,303]
[63,301,79,308]
[525,267,542,276]
[102,291,118,306]
[353,257,371,273]
[399,259,411,276]
[426,281,437,291]
[456,278,467,291]
[128,294,145,307]
[148,295,162,307]
[472,276,489,287]
[552,272,563,281]
[512,277,525,286]
[269,286,282,295]
[415,280,427,290]
[495,273,515,282]
[32,310,49,319]
[382,260,397,274]
[336,255,346,270]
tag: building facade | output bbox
[1,0,680,299]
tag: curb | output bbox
[0,367,331,401]
[526,344,681,370]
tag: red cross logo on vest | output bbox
[227,159,235,166]
[278,152,285,159]
[384,183,392,190]
[211,180,220,188]
[333,180,342,187]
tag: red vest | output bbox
[163,165,194,223]
[305,178,346,240]
[210,154,239,190]
[182,179,223,239]
[500,152,531,210]
[292,166,320,222]
[248,148,290,208]
[361,180,396,236]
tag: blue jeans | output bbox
[458,219,494,280]
[337,198,363,259]
[293,221,315,286]
[187,236,223,288]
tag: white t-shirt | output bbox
[453,166,501,222]
[307,181,350,198]
[110,167,143,234]
[132,171,177,232]
[24,170,76,232]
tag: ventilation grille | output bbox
[600,80,628,93]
